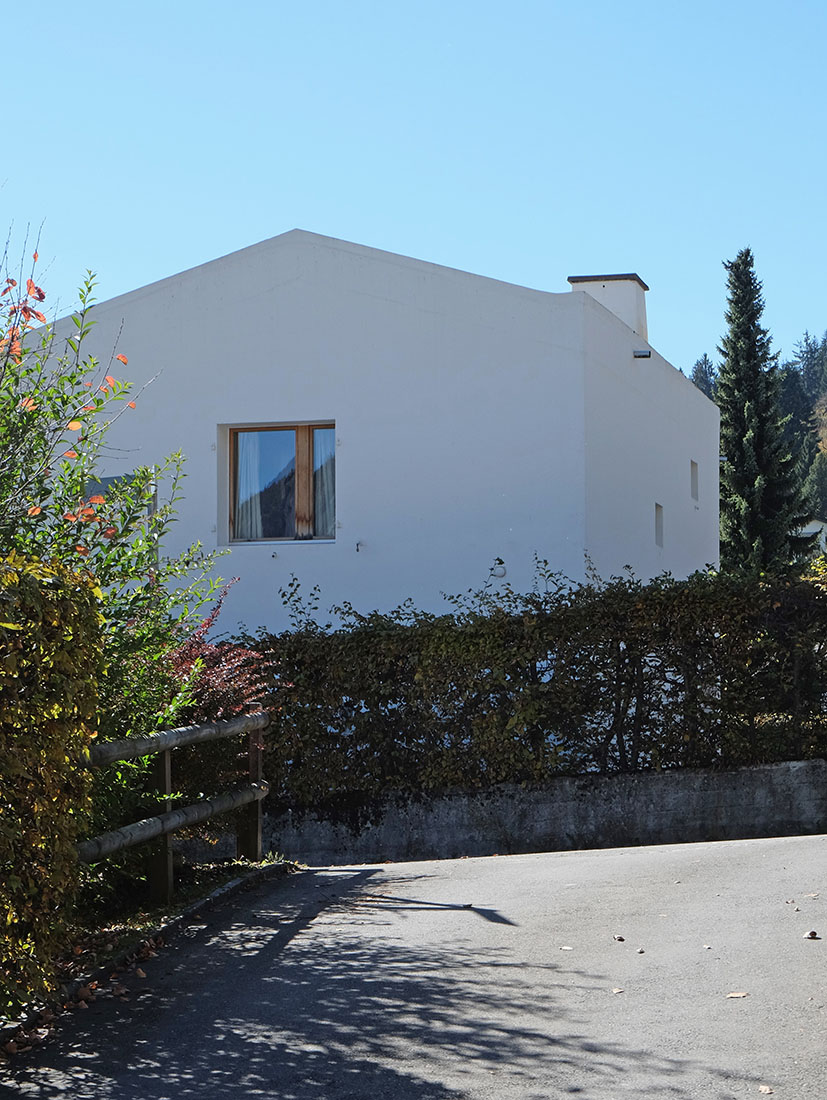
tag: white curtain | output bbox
[235,432,263,540]
[313,428,336,538]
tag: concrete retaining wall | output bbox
[263,759,827,865]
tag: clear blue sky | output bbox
[4,0,825,373]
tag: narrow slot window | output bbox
[655,502,664,548]
[690,460,699,501]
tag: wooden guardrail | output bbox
[77,712,270,904]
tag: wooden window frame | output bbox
[229,424,334,542]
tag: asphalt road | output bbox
[2,835,825,1099]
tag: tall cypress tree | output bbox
[717,248,815,572]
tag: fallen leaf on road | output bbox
[135,967,146,978]
[703,945,712,950]
[804,893,819,899]
[112,984,128,996]
[613,935,625,941]
[726,992,749,998]
[611,987,624,994]
[560,945,573,951]
[804,930,821,939]
[637,948,645,953]
[758,1086,773,1095]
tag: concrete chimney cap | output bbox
[568,273,649,292]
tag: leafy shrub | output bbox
[255,566,827,811]
[0,553,102,1016]
[1,250,227,877]
[167,586,272,806]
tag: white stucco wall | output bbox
[568,276,649,340]
[580,293,720,581]
[66,231,718,633]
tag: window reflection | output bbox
[235,429,296,539]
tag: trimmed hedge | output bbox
[0,553,102,1017]
[258,568,827,811]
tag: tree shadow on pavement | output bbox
[3,866,760,1099]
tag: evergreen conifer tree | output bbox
[717,248,815,571]
[777,363,817,462]
[793,331,827,402]
[690,353,718,400]
[804,450,827,521]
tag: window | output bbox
[654,502,664,548]
[230,425,335,541]
[690,460,699,501]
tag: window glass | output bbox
[235,429,296,539]
[313,427,336,538]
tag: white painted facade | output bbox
[74,231,719,632]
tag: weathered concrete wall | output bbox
[263,759,827,866]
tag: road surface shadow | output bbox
[3,866,760,1099]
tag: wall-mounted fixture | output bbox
[633,349,651,359]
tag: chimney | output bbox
[567,273,649,341]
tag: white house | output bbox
[76,230,719,633]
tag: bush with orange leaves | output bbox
[0,241,231,914]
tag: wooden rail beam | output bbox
[77,781,270,863]
[89,712,270,768]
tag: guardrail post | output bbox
[148,748,174,904]
[237,729,263,860]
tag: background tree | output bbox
[690,352,718,400]
[791,330,827,403]
[804,451,827,522]
[716,247,815,572]
[776,362,818,476]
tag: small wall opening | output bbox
[655,502,664,547]
[691,460,699,501]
